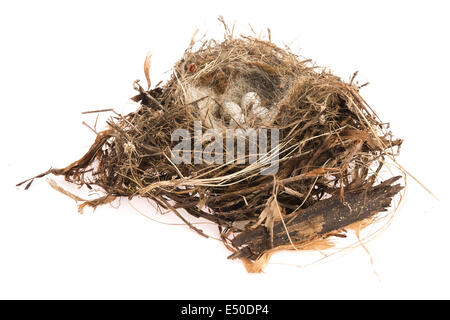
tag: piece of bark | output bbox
[229,176,403,260]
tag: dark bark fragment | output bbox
[229,176,403,260]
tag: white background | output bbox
[1,0,449,299]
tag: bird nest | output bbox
[19,22,404,272]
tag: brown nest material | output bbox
[18,23,404,272]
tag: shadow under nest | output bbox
[19,32,404,272]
